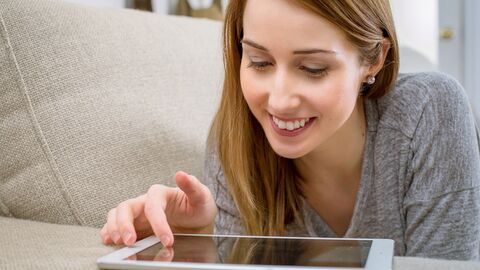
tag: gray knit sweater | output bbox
[204,72,480,260]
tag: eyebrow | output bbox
[240,39,337,55]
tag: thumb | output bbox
[175,171,209,205]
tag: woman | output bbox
[101,0,480,259]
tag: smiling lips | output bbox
[270,115,315,137]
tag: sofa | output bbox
[1,0,479,269]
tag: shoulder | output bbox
[372,72,470,138]
[393,71,468,106]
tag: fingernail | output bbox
[123,231,132,244]
[112,231,120,243]
[159,249,171,257]
[160,235,171,247]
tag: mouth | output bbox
[270,114,316,137]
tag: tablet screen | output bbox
[125,235,371,268]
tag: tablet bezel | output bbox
[97,234,394,270]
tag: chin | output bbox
[260,126,313,159]
[268,140,310,159]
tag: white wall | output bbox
[64,0,126,8]
[152,0,229,14]
[390,0,438,70]
[464,0,480,116]
[63,0,229,13]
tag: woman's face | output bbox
[240,0,369,159]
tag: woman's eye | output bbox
[299,66,328,77]
[247,61,271,70]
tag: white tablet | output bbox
[97,234,394,270]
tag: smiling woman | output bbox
[102,0,480,260]
[213,0,397,237]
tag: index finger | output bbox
[175,171,210,206]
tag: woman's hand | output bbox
[100,171,217,247]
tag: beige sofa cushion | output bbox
[0,0,223,227]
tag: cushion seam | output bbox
[0,197,12,217]
[0,9,84,225]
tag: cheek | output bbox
[240,66,266,110]
[308,73,360,120]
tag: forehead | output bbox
[242,0,350,52]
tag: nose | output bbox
[268,68,301,115]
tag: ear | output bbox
[364,38,391,80]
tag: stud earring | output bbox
[367,75,376,85]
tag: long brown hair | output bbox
[210,0,399,236]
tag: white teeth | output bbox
[272,116,310,131]
[286,122,294,130]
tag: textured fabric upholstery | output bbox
[0,0,223,227]
[0,216,116,269]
